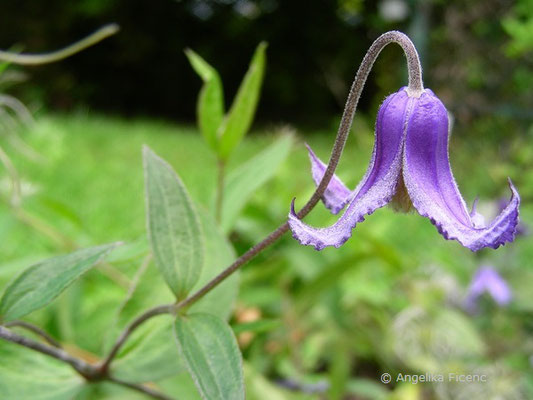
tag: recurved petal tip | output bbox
[470,178,519,250]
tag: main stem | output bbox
[0,30,422,400]
[177,31,424,307]
[104,30,424,369]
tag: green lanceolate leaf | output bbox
[220,133,292,233]
[218,42,267,160]
[143,146,204,299]
[186,49,225,151]
[174,313,245,400]
[0,243,120,322]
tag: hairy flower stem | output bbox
[0,24,119,65]
[0,326,172,400]
[215,159,225,223]
[102,30,424,368]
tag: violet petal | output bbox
[289,89,412,250]
[305,143,352,214]
[402,90,520,251]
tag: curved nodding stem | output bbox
[0,24,119,65]
[299,31,423,219]
[102,31,424,368]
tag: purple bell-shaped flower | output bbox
[289,87,520,251]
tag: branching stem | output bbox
[0,325,97,379]
[0,32,423,399]
[0,326,171,400]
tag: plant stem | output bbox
[0,30,423,399]
[5,320,62,348]
[215,159,225,223]
[0,326,172,400]
[0,325,96,378]
[176,30,425,308]
[101,30,424,370]
[0,24,119,65]
[99,304,175,372]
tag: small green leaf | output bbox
[0,243,120,322]
[174,313,245,400]
[144,146,204,299]
[218,42,267,160]
[220,133,292,232]
[186,49,225,151]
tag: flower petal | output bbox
[305,143,352,214]
[289,89,413,250]
[403,90,520,251]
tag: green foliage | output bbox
[188,42,267,160]
[144,146,204,300]
[0,243,120,322]
[502,0,533,56]
[220,133,292,233]
[217,42,267,160]
[0,340,83,399]
[185,49,224,152]
[174,313,245,400]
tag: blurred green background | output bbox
[1,0,533,399]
